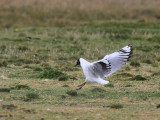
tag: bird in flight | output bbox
[75,45,132,89]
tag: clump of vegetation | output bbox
[17,46,30,52]
[33,67,43,71]
[0,45,6,51]
[0,60,7,67]
[154,45,160,49]
[107,103,123,109]
[10,84,30,90]
[66,90,77,96]
[104,83,114,88]
[38,67,70,80]
[125,66,130,71]
[58,75,69,81]
[18,33,26,37]
[130,75,147,81]
[0,88,10,92]
[152,63,158,67]
[147,36,160,43]
[91,87,106,93]
[62,85,69,87]
[2,104,17,111]
[142,59,153,64]
[69,103,77,106]
[125,84,132,87]
[69,76,77,80]
[38,67,64,78]
[24,92,39,101]
[130,61,140,67]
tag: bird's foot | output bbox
[76,82,86,90]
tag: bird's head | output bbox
[75,58,80,66]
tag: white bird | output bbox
[75,45,132,89]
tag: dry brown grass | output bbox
[0,0,160,28]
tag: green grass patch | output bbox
[91,87,106,93]
[0,45,6,51]
[130,75,147,81]
[104,83,114,88]
[2,104,17,111]
[142,59,153,64]
[37,67,70,80]
[24,92,39,101]
[58,75,69,81]
[62,85,70,87]
[33,66,43,71]
[10,84,30,90]
[0,60,7,67]
[130,61,140,67]
[0,88,10,92]
[17,46,30,52]
[125,84,132,87]
[106,103,123,109]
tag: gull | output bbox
[75,45,132,89]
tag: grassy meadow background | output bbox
[0,0,160,120]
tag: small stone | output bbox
[1,75,9,80]
[43,79,51,82]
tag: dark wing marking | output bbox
[103,45,132,77]
[89,59,111,78]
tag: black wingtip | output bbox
[127,45,133,61]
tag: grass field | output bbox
[0,0,160,120]
[0,21,160,120]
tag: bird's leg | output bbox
[77,82,86,90]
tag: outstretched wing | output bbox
[89,59,111,78]
[103,45,132,77]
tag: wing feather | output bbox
[87,45,132,79]
[104,45,132,77]
[89,59,111,78]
